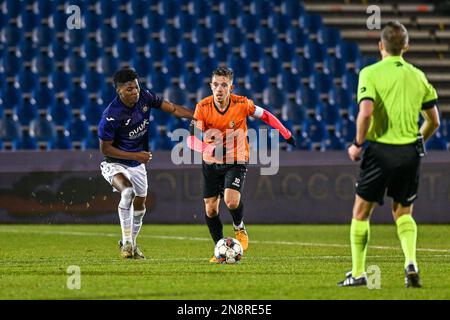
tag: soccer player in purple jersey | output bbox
[98,67,193,259]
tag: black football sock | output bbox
[228,201,244,227]
[205,214,223,244]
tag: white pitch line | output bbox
[1,228,450,253]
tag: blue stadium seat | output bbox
[246,72,269,93]
[99,25,118,47]
[180,70,203,95]
[299,13,323,36]
[146,70,170,94]
[232,85,253,98]
[281,0,305,19]
[20,37,36,62]
[67,82,88,110]
[323,135,346,150]
[66,52,87,78]
[133,52,154,76]
[158,0,180,20]
[85,11,102,33]
[34,25,54,47]
[69,114,90,142]
[329,87,352,110]
[277,70,301,95]
[37,0,55,18]
[347,101,358,121]
[267,12,292,35]
[2,81,23,112]
[67,27,87,47]
[336,41,362,66]
[147,10,166,35]
[206,13,229,34]
[34,50,55,77]
[291,56,314,80]
[51,67,72,93]
[177,39,200,63]
[117,38,136,63]
[208,42,231,63]
[282,99,306,125]
[197,82,212,101]
[240,39,264,64]
[16,130,38,150]
[167,117,190,133]
[133,24,150,48]
[19,66,38,93]
[151,131,174,151]
[162,55,187,78]
[50,96,73,127]
[3,49,22,76]
[320,103,342,127]
[259,54,282,78]
[335,118,356,143]
[3,24,22,46]
[22,9,39,33]
[82,130,99,150]
[310,72,334,97]
[302,117,327,143]
[304,41,328,66]
[16,97,39,126]
[263,84,286,111]
[192,26,215,49]
[426,134,448,150]
[132,0,150,19]
[148,40,168,62]
[5,0,22,18]
[85,38,103,63]
[359,56,379,69]
[30,114,57,142]
[100,0,119,19]
[34,81,56,111]
[295,134,313,150]
[218,0,239,17]
[83,97,105,125]
[237,13,261,34]
[272,40,296,65]
[52,41,69,62]
[223,26,244,49]
[175,13,197,35]
[188,0,212,20]
[255,26,276,49]
[101,83,117,103]
[163,85,188,106]
[318,26,342,49]
[50,130,73,150]
[286,27,309,48]
[0,114,22,142]
[117,10,134,32]
[194,55,218,75]
[160,25,181,47]
[324,56,346,79]
[297,85,320,112]
[101,53,119,77]
[227,55,251,79]
[342,71,359,95]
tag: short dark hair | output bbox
[212,67,233,82]
[381,21,409,56]
[113,67,138,87]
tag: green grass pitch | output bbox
[0,224,449,300]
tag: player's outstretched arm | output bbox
[186,120,216,156]
[100,140,152,164]
[251,106,296,146]
[160,101,194,119]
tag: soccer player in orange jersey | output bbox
[187,67,295,262]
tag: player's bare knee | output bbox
[119,187,135,208]
[205,207,219,218]
[225,199,239,210]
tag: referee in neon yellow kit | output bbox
[338,21,440,288]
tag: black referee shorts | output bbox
[202,162,247,199]
[356,141,421,206]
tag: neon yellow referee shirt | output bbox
[357,55,438,145]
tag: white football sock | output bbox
[132,209,146,247]
[118,187,134,244]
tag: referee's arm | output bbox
[355,99,373,146]
[420,105,440,141]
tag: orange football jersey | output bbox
[194,94,256,164]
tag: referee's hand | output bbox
[348,144,362,162]
[135,151,152,164]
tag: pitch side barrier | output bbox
[0,151,449,223]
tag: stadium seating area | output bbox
[0,0,449,151]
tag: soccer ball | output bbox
[214,237,243,264]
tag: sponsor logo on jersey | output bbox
[229,120,235,128]
[129,119,150,139]
[142,104,148,112]
[125,118,131,126]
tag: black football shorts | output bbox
[202,162,247,198]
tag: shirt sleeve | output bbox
[357,67,376,104]
[421,76,438,110]
[246,98,256,116]
[142,89,163,109]
[98,112,120,141]
[193,105,205,131]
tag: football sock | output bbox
[132,208,146,248]
[229,201,244,227]
[205,214,223,243]
[350,219,370,278]
[118,188,134,244]
[396,214,417,269]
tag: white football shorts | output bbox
[100,161,148,197]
